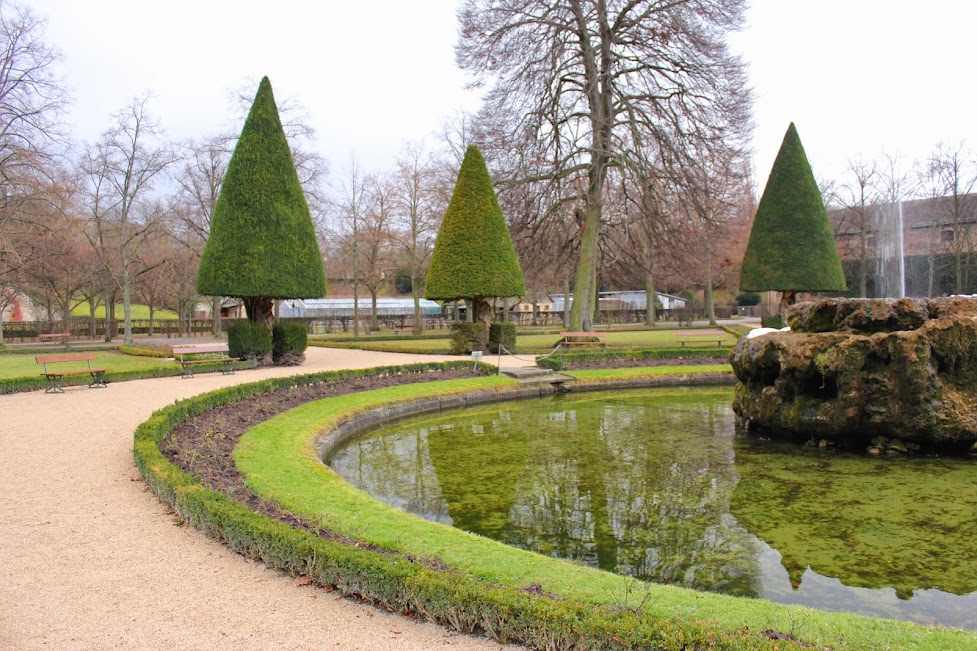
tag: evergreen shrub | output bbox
[228,320,273,361]
[736,291,761,306]
[272,321,308,365]
[489,323,516,353]
[761,315,784,329]
[449,322,488,354]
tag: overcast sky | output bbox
[26,0,977,189]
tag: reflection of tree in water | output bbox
[730,438,977,599]
[331,391,763,595]
[498,398,761,596]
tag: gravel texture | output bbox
[0,346,528,650]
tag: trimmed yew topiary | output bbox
[196,76,326,333]
[424,145,524,323]
[740,123,846,311]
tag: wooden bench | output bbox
[172,343,240,378]
[676,329,727,347]
[38,333,71,346]
[559,331,607,348]
[36,353,108,393]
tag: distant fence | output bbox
[1,318,216,343]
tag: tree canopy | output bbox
[740,123,846,294]
[196,76,325,311]
[424,145,524,312]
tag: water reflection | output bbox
[327,388,977,629]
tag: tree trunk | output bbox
[644,275,657,326]
[122,269,134,346]
[243,296,275,365]
[352,280,360,336]
[562,277,571,327]
[411,275,423,335]
[570,204,600,331]
[778,290,797,317]
[369,288,378,332]
[212,296,222,335]
[148,304,155,336]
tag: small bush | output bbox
[488,323,516,353]
[272,321,308,366]
[449,322,488,354]
[761,314,784,329]
[736,291,761,306]
[228,320,272,361]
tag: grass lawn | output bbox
[234,374,975,650]
[313,327,739,355]
[71,303,179,320]
[0,350,172,381]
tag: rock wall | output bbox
[731,297,977,446]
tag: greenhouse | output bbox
[279,298,443,318]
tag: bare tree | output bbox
[392,141,445,332]
[0,0,68,342]
[458,0,751,329]
[333,156,368,335]
[926,142,977,294]
[360,172,396,331]
[82,95,177,345]
[832,158,880,297]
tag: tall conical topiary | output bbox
[197,76,326,329]
[740,123,846,311]
[425,144,525,324]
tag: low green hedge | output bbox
[134,363,815,650]
[537,346,732,371]
[119,345,170,358]
[0,360,254,395]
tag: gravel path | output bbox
[0,348,531,650]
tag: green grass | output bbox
[71,303,179,320]
[566,364,732,380]
[0,350,172,380]
[314,328,739,355]
[233,373,975,651]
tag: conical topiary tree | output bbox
[197,76,326,332]
[740,123,846,314]
[424,144,525,325]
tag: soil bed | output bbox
[161,369,473,554]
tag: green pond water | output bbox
[327,387,977,630]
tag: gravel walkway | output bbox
[0,347,530,650]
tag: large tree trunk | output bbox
[122,266,134,346]
[243,296,275,365]
[411,274,423,335]
[570,206,600,331]
[212,296,222,335]
[352,280,360,336]
[369,288,378,332]
[644,275,657,326]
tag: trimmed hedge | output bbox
[449,322,488,354]
[0,360,254,395]
[537,346,732,371]
[424,145,525,302]
[489,323,516,353]
[119,345,170,358]
[272,321,308,365]
[133,364,814,651]
[228,320,273,361]
[196,76,326,300]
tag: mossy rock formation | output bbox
[731,297,977,446]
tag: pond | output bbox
[327,387,977,630]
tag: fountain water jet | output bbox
[876,201,906,298]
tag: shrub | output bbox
[119,345,170,358]
[449,322,488,354]
[228,320,272,361]
[736,291,761,306]
[272,321,308,365]
[488,323,516,353]
[761,314,784,329]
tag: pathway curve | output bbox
[0,348,532,650]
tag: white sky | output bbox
[26,0,977,188]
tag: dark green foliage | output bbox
[736,291,761,306]
[449,322,489,354]
[489,323,517,353]
[272,321,308,365]
[740,124,846,293]
[0,361,254,395]
[761,315,785,329]
[228,320,272,360]
[393,268,413,295]
[424,145,525,302]
[536,347,732,371]
[118,345,169,358]
[196,77,326,301]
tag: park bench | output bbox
[36,353,108,394]
[172,343,240,378]
[38,333,71,346]
[559,331,607,349]
[676,329,727,347]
